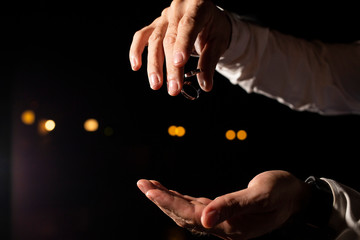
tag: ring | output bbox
[182,69,202,100]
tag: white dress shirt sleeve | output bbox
[322,178,360,240]
[216,12,360,115]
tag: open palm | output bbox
[137,171,310,240]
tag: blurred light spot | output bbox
[237,130,247,140]
[175,126,185,137]
[168,125,177,136]
[225,130,236,140]
[38,119,56,135]
[169,125,186,137]
[44,120,56,132]
[21,110,35,125]
[104,126,114,136]
[84,118,99,132]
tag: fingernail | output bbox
[203,210,219,228]
[173,52,184,65]
[150,74,160,89]
[168,80,179,95]
[130,57,137,70]
[200,80,206,89]
[137,182,146,193]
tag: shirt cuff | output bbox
[217,11,251,66]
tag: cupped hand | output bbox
[137,171,311,240]
[129,0,232,96]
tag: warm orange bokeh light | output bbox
[225,130,236,140]
[168,125,186,137]
[237,130,247,140]
[175,126,186,137]
[84,118,99,132]
[168,125,177,136]
[21,110,35,125]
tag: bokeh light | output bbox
[175,126,186,137]
[237,130,247,140]
[21,110,35,125]
[225,130,236,140]
[44,120,56,132]
[84,118,99,132]
[168,125,177,136]
[168,125,186,137]
[38,119,56,135]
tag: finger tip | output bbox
[168,87,181,96]
[168,91,180,97]
[200,214,209,229]
[202,86,213,92]
[130,56,143,71]
[167,80,182,96]
[200,84,212,93]
[201,209,219,228]
[131,65,141,71]
[137,179,145,185]
[150,84,162,91]
[137,179,148,193]
[197,75,213,92]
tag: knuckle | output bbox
[161,7,169,17]
[163,34,177,46]
[133,26,152,43]
[179,15,196,28]
[149,32,163,43]
[133,29,144,40]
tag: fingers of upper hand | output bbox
[196,7,231,92]
[174,0,213,62]
[147,31,165,90]
[130,26,152,71]
[163,7,184,96]
[129,14,165,71]
[131,0,220,95]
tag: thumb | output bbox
[201,189,254,228]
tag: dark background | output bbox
[1,1,360,239]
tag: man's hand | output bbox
[137,171,311,240]
[129,0,232,96]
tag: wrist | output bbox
[280,177,335,239]
[302,176,333,228]
[215,6,232,55]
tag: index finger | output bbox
[172,1,213,67]
[129,24,156,71]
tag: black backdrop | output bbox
[2,1,360,239]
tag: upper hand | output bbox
[129,0,232,96]
[137,171,311,240]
